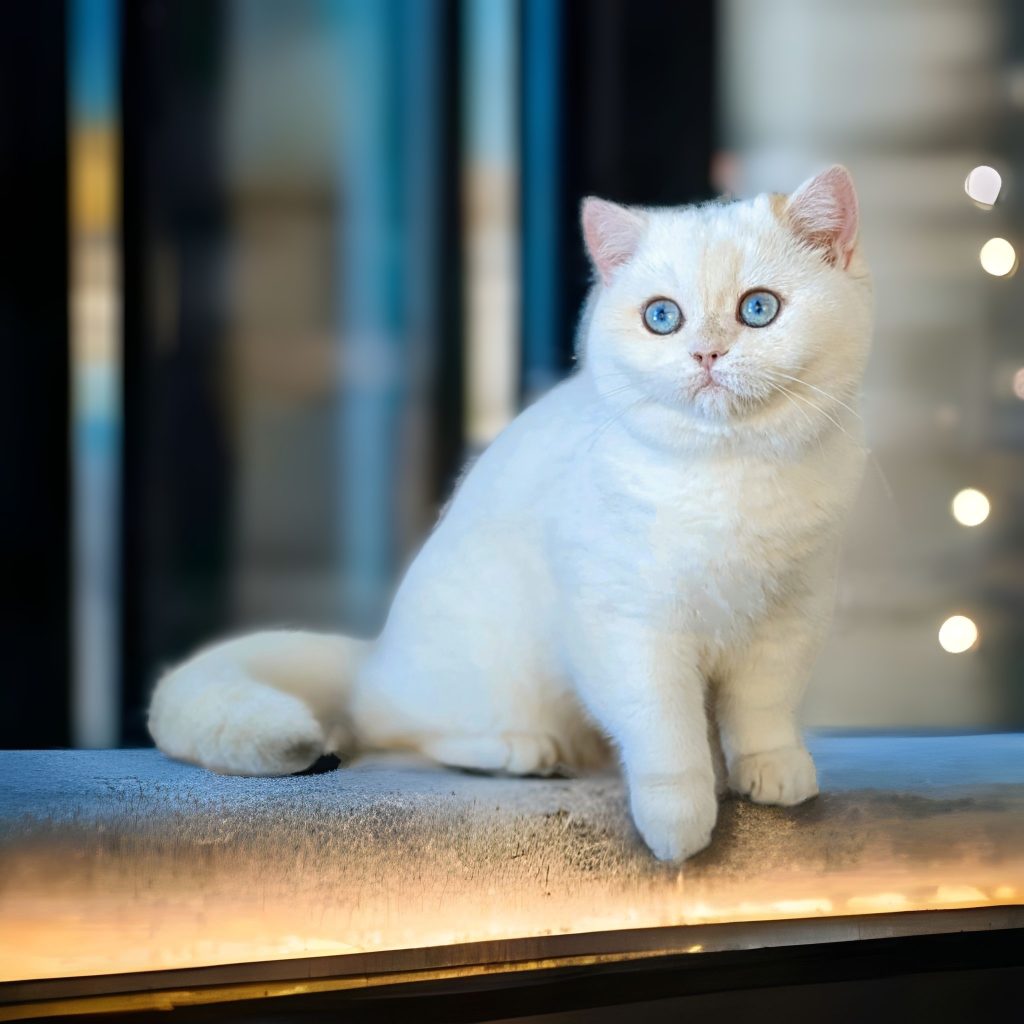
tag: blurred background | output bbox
[1,0,1022,749]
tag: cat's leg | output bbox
[149,631,366,775]
[571,617,717,862]
[707,708,729,798]
[716,595,829,806]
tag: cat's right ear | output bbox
[581,198,648,284]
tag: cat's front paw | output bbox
[629,772,718,862]
[730,745,818,806]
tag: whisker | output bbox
[771,383,858,442]
[596,383,641,402]
[585,395,648,451]
[867,449,896,504]
[771,376,895,504]
[767,381,828,458]
[766,370,863,422]
[766,381,815,432]
[587,371,635,384]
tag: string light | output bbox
[964,165,1002,207]
[979,238,1018,277]
[938,615,978,654]
[951,488,990,527]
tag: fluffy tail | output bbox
[148,631,370,775]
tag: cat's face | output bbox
[580,167,873,451]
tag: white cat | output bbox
[149,166,872,862]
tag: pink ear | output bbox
[785,165,859,269]
[581,197,648,283]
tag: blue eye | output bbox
[738,289,781,328]
[642,297,683,335]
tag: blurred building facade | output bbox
[1,0,1021,747]
[113,0,715,744]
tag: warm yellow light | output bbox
[938,615,978,654]
[847,892,910,912]
[964,165,1002,207]
[772,898,833,915]
[951,488,990,527]
[1013,368,1024,400]
[935,884,987,904]
[979,237,1018,277]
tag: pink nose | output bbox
[691,349,727,368]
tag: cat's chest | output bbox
[637,467,791,582]
[649,460,810,562]
[568,451,838,618]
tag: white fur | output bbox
[149,168,872,861]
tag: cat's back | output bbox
[426,373,598,537]
[353,374,599,737]
[368,374,595,643]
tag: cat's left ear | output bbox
[581,197,648,284]
[785,165,859,270]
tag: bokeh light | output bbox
[1013,367,1024,400]
[964,165,1002,207]
[979,237,1018,277]
[951,488,990,526]
[938,615,979,654]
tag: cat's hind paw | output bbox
[421,732,565,777]
[729,745,818,806]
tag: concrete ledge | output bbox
[1,736,1023,986]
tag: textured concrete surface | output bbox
[1,735,1023,982]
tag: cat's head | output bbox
[579,166,872,453]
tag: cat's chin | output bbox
[680,379,749,423]
[686,371,817,426]
[610,391,747,451]
[590,373,801,453]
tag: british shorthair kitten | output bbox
[149,166,872,861]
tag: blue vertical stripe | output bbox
[70,0,118,121]
[401,0,441,394]
[332,0,441,628]
[521,0,562,400]
[334,0,397,625]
